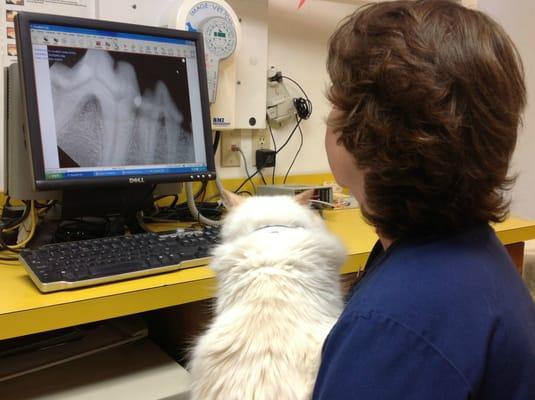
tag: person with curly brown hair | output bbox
[313,1,535,399]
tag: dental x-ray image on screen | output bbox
[47,46,194,168]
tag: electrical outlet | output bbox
[220,131,241,167]
[252,130,271,166]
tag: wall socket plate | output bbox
[252,129,271,166]
[220,131,241,167]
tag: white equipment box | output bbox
[0,339,191,400]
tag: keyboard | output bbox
[19,226,220,293]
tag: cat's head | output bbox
[211,190,346,308]
[219,190,325,241]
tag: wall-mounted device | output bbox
[256,184,333,204]
[266,67,296,126]
[164,0,241,130]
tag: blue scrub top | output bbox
[313,224,535,399]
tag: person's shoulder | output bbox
[345,222,535,353]
[351,224,525,318]
[341,224,535,396]
[314,308,472,399]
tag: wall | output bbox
[5,0,532,217]
[269,0,535,220]
[262,0,358,180]
[208,0,358,180]
[478,0,535,219]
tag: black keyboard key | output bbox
[58,269,77,281]
[73,266,89,280]
[37,270,59,283]
[88,260,148,277]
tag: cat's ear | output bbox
[295,189,314,206]
[221,189,245,209]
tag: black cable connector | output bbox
[256,149,276,169]
[268,71,283,82]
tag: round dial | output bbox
[202,17,236,60]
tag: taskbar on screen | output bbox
[45,165,208,180]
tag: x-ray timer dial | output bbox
[167,0,241,128]
[202,17,236,59]
[179,0,239,103]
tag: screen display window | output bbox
[29,23,209,181]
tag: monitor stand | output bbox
[61,185,156,235]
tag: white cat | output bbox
[189,190,346,400]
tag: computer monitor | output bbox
[15,12,215,190]
[12,12,216,232]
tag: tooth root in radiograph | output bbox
[52,50,119,165]
[50,49,194,167]
[126,80,192,165]
[58,96,105,166]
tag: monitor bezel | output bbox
[15,12,216,191]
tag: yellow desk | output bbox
[1,208,535,341]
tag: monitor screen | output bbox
[15,13,215,190]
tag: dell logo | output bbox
[129,177,145,184]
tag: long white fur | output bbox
[189,195,346,400]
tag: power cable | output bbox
[283,115,305,184]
